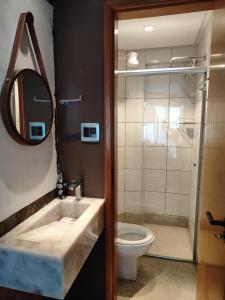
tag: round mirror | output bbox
[3,69,53,145]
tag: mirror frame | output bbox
[1,68,54,145]
[0,12,54,146]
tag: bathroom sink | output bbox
[0,197,104,299]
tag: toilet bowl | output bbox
[115,222,155,280]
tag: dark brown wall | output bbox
[54,0,104,198]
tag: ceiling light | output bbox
[127,52,139,67]
[144,25,154,32]
[114,29,119,35]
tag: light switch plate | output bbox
[81,123,100,142]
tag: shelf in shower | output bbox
[115,66,207,77]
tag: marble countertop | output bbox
[0,197,105,299]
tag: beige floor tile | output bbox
[144,224,193,260]
[117,256,196,300]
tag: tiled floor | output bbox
[144,224,193,260]
[117,256,196,300]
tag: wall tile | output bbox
[125,191,141,214]
[171,45,197,59]
[170,74,196,98]
[126,76,144,98]
[168,123,193,148]
[117,191,125,215]
[126,123,143,146]
[126,98,144,122]
[166,170,191,194]
[193,124,201,147]
[144,147,167,170]
[144,122,168,146]
[117,77,126,99]
[167,147,192,171]
[125,147,142,169]
[145,75,170,98]
[194,97,202,123]
[125,169,142,192]
[143,192,165,214]
[166,193,189,217]
[117,123,125,146]
[115,98,125,122]
[118,49,126,70]
[191,147,200,168]
[144,169,166,192]
[117,146,125,170]
[169,98,194,123]
[117,170,125,192]
[146,47,171,67]
[144,98,169,123]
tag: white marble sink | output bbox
[0,197,104,299]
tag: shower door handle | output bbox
[206,211,225,228]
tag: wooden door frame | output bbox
[104,1,214,299]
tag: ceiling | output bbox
[118,11,207,50]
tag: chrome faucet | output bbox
[68,177,83,201]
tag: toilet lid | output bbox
[115,222,154,246]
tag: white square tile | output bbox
[145,75,170,98]
[171,45,197,59]
[144,169,166,192]
[166,171,191,194]
[126,123,143,146]
[146,47,171,67]
[127,49,146,70]
[126,98,144,122]
[117,123,125,146]
[125,169,142,192]
[193,124,201,147]
[118,49,126,70]
[116,146,125,170]
[170,74,196,98]
[194,97,202,123]
[144,147,167,170]
[117,77,126,98]
[117,191,125,215]
[143,123,168,146]
[167,147,192,171]
[191,147,200,168]
[125,191,141,214]
[126,76,144,98]
[115,98,125,122]
[168,123,192,148]
[143,192,165,214]
[169,98,194,123]
[144,98,169,123]
[125,147,142,169]
[117,170,125,192]
[166,193,190,217]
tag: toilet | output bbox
[115,222,155,280]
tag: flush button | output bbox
[81,123,100,142]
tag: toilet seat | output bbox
[115,222,154,246]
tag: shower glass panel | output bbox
[115,46,205,261]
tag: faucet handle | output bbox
[71,176,83,185]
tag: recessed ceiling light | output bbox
[114,29,119,35]
[144,25,154,32]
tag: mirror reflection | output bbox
[9,69,53,144]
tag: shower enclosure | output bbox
[115,45,207,261]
